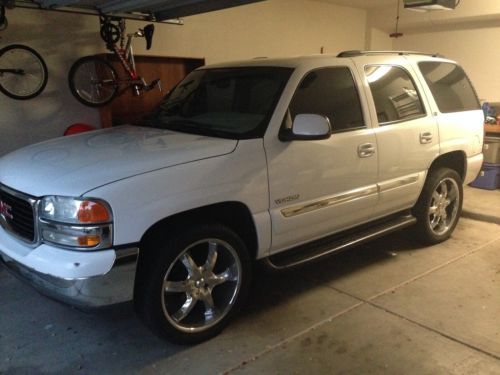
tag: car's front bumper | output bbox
[0,225,138,308]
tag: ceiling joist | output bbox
[1,0,265,23]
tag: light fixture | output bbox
[403,0,458,11]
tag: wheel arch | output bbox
[427,151,466,182]
[134,201,259,297]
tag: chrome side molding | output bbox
[281,185,378,218]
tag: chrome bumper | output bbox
[0,247,138,308]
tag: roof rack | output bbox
[337,50,443,58]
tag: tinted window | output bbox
[143,67,292,139]
[418,62,480,113]
[366,65,425,124]
[289,67,364,132]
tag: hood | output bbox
[0,126,237,197]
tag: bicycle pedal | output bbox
[145,79,161,92]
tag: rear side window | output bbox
[418,62,480,113]
[365,65,425,124]
[289,67,365,132]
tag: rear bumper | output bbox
[464,153,484,185]
[0,248,138,308]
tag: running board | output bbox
[264,214,417,270]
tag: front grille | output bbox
[0,186,36,242]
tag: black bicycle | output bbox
[0,6,49,100]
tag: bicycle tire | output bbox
[0,44,48,100]
[0,5,7,31]
[68,56,118,107]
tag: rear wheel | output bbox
[135,224,251,344]
[68,56,118,107]
[413,168,463,244]
[0,44,48,100]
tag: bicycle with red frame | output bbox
[68,17,161,107]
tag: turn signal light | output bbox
[77,235,101,247]
[77,201,111,223]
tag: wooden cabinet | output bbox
[99,55,204,128]
[485,123,500,135]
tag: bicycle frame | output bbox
[113,33,137,79]
[110,30,148,95]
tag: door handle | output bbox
[420,132,433,144]
[358,143,376,158]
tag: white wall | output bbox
[0,8,104,156]
[130,0,367,63]
[0,0,367,156]
[393,27,500,103]
[366,27,393,51]
[366,0,500,102]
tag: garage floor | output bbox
[1,187,499,374]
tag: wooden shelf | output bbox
[485,123,500,135]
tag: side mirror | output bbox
[280,114,331,141]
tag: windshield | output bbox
[140,67,293,139]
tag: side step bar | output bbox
[264,214,417,270]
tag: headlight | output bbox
[38,196,113,250]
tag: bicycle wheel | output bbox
[0,6,7,31]
[0,44,48,100]
[68,56,118,107]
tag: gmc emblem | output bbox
[0,200,13,220]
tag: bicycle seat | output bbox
[143,24,154,50]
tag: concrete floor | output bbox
[1,187,499,374]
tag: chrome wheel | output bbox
[427,176,460,236]
[413,168,463,245]
[161,238,242,333]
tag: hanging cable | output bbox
[390,0,403,38]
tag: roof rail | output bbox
[337,50,443,58]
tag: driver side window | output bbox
[287,67,365,133]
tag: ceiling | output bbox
[7,0,266,22]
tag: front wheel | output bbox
[413,168,463,244]
[0,44,48,100]
[68,56,118,107]
[135,224,252,344]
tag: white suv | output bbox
[0,51,484,344]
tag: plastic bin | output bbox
[483,137,500,164]
[469,163,500,190]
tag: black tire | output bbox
[0,44,48,100]
[135,224,252,344]
[68,56,118,107]
[0,6,7,31]
[412,168,463,244]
